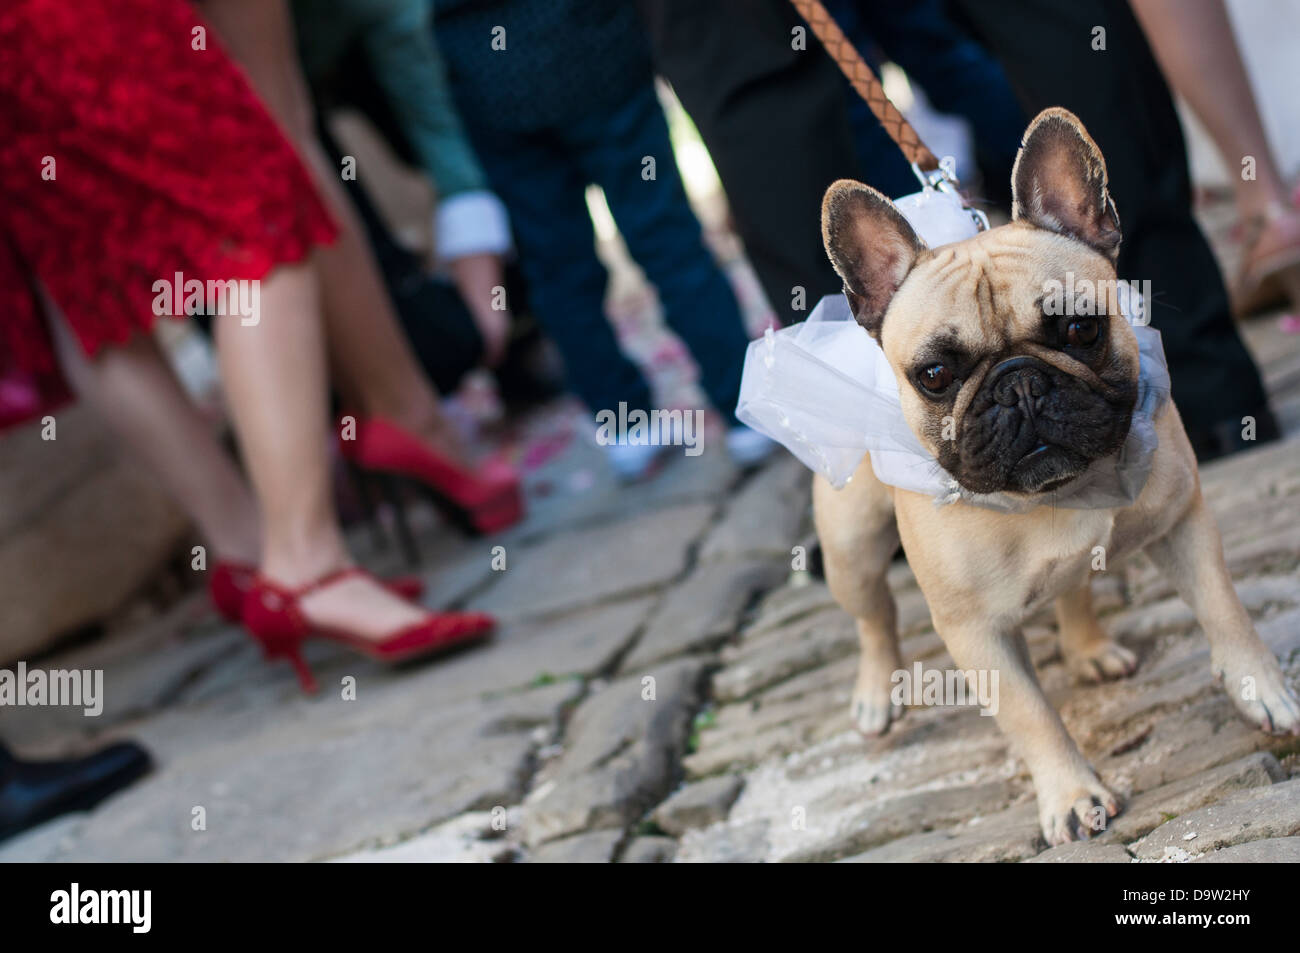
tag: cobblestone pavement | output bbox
[4,213,1300,861]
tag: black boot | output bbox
[0,741,152,843]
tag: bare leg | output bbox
[202,0,462,454]
[40,289,259,565]
[1131,0,1290,217]
[213,263,427,638]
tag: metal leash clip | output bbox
[911,156,991,233]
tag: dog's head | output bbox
[822,108,1141,496]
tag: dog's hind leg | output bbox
[1055,584,1137,683]
[813,457,903,735]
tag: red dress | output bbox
[0,0,337,426]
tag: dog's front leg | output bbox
[814,469,903,735]
[937,619,1120,844]
[1144,494,1300,734]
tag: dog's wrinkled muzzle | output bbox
[990,357,1052,408]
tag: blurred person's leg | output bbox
[948,0,1276,460]
[313,119,560,405]
[843,111,927,199]
[573,81,751,423]
[213,263,429,639]
[40,291,260,566]
[821,0,938,200]
[1131,0,1300,315]
[466,124,655,418]
[201,0,462,457]
[313,56,516,369]
[845,0,1026,206]
[638,0,860,325]
[316,121,486,394]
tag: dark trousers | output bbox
[947,0,1270,437]
[639,0,863,326]
[465,82,750,423]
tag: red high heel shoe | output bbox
[240,567,494,693]
[338,416,523,537]
[208,560,424,624]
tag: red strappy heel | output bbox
[208,560,424,624]
[239,567,494,692]
[338,416,524,540]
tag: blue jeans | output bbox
[465,82,749,423]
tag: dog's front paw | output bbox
[1067,639,1138,684]
[850,666,904,737]
[1213,650,1300,735]
[1036,769,1121,846]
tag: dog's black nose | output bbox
[990,356,1051,407]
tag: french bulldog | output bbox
[813,107,1300,845]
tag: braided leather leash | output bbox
[790,0,941,173]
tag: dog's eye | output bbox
[918,363,954,394]
[1066,318,1100,347]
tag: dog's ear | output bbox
[822,179,925,340]
[1012,107,1121,262]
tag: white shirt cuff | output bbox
[435,191,513,262]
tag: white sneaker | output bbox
[605,441,664,482]
[726,424,777,467]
